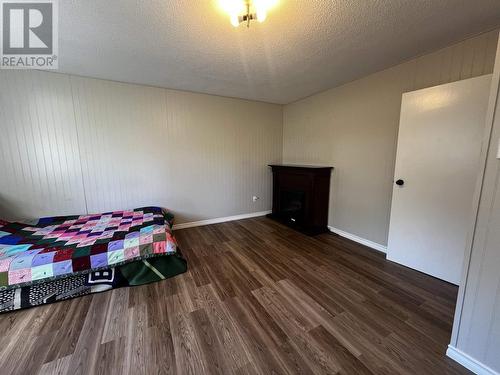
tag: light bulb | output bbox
[256,9,267,22]
[230,14,240,27]
[254,0,277,22]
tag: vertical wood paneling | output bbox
[163,90,282,223]
[283,30,498,246]
[453,37,500,372]
[1,72,282,223]
[0,71,86,220]
[70,76,170,214]
[69,76,280,222]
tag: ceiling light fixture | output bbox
[219,0,278,28]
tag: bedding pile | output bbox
[0,207,187,312]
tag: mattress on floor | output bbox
[0,251,187,312]
[0,207,187,312]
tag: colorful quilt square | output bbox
[54,249,74,262]
[0,272,7,287]
[32,252,56,266]
[59,232,76,240]
[0,231,10,238]
[90,253,108,268]
[72,256,90,272]
[91,243,108,255]
[43,233,62,240]
[139,244,151,255]
[107,250,124,265]
[108,240,124,251]
[125,232,140,239]
[91,225,107,233]
[140,225,154,234]
[153,232,166,242]
[53,260,73,276]
[21,226,39,232]
[0,258,13,272]
[8,268,31,285]
[153,241,165,254]
[34,226,58,236]
[31,264,54,281]
[73,247,91,258]
[10,254,36,270]
[76,238,97,248]
[153,226,165,235]
[124,237,139,249]
[98,231,115,240]
[139,234,153,245]
[0,235,23,245]
[0,244,32,258]
[167,241,176,253]
[124,246,140,259]
[65,234,89,245]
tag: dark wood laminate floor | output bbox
[0,217,469,375]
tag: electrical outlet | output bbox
[252,196,260,202]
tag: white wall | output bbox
[0,71,283,224]
[448,35,500,374]
[283,30,499,246]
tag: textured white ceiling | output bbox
[58,0,500,104]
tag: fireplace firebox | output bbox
[268,164,333,235]
[280,190,306,224]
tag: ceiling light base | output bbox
[238,13,257,28]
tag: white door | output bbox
[387,75,491,284]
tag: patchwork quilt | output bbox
[0,253,187,312]
[0,207,178,291]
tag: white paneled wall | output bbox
[164,90,283,222]
[0,71,87,220]
[71,77,170,213]
[448,36,500,373]
[0,71,282,223]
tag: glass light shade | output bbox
[230,14,240,27]
[256,9,267,22]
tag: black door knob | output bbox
[395,179,404,186]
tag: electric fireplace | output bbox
[268,164,333,235]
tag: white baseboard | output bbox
[328,226,387,253]
[173,210,271,230]
[446,345,499,375]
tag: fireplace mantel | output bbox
[268,164,333,235]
